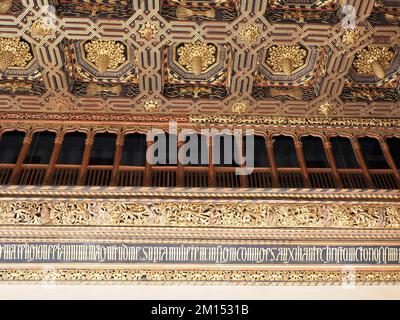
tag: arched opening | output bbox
[84,133,117,186]
[329,136,366,189]
[18,131,55,185]
[118,133,147,187]
[24,131,56,165]
[0,131,25,185]
[358,137,389,169]
[386,137,400,169]
[358,137,396,189]
[273,135,303,188]
[52,132,87,186]
[330,137,359,169]
[151,132,177,187]
[182,133,209,188]
[57,132,86,165]
[301,136,334,188]
[246,135,272,188]
[213,134,240,188]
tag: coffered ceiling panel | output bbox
[0,0,398,119]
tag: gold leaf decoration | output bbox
[143,100,160,112]
[266,45,307,76]
[84,40,126,72]
[0,37,33,70]
[177,42,216,76]
[1,200,400,229]
[239,25,260,44]
[353,46,395,79]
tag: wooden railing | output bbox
[0,162,399,190]
[215,167,241,188]
[248,168,273,188]
[117,166,145,187]
[370,169,398,189]
[308,168,335,189]
[0,164,14,185]
[18,164,48,185]
[151,166,177,187]
[52,165,80,186]
[277,168,304,188]
[184,167,208,188]
[338,169,366,189]
[84,166,113,186]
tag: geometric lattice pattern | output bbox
[0,0,399,118]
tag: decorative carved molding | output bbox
[341,28,361,47]
[31,19,53,38]
[1,268,400,285]
[231,101,248,114]
[1,200,400,229]
[189,115,400,128]
[317,102,336,116]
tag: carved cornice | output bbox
[2,225,400,241]
[2,112,400,130]
[189,115,400,128]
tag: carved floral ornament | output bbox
[31,19,54,37]
[0,37,33,71]
[177,42,217,76]
[2,200,400,229]
[317,101,336,116]
[143,99,160,112]
[266,45,307,76]
[138,22,158,40]
[341,28,361,47]
[1,269,400,284]
[231,101,248,114]
[45,95,74,112]
[353,46,395,79]
[239,25,261,44]
[84,40,127,73]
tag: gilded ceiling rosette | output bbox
[0,0,398,117]
[252,44,330,101]
[341,45,400,102]
[64,39,139,98]
[163,41,232,99]
[0,37,45,96]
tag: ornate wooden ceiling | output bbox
[0,0,399,119]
